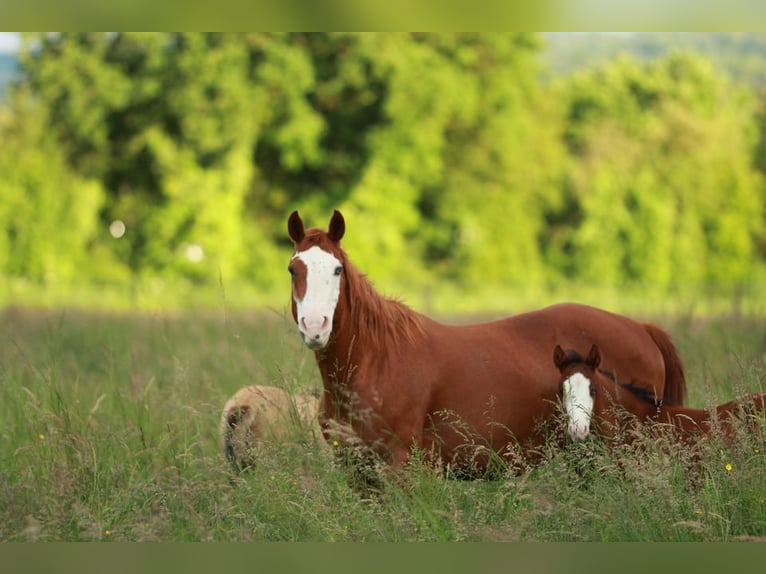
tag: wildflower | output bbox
[724,463,733,472]
[694,509,704,516]
[38,434,45,441]
[104,529,112,537]
[332,440,339,448]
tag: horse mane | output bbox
[554,348,588,372]
[615,378,662,407]
[338,250,425,351]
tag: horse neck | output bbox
[315,261,423,386]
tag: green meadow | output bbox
[3,32,766,544]
[1,303,765,541]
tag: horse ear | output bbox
[328,210,345,243]
[553,345,567,370]
[288,211,305,244]
[586,344,602,369]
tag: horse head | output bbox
[553,343,601,441]
[287,210,346,350]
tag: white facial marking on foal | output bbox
[292,246,342,349]
[563,372,594,441]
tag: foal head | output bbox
[287,210,346,350]
[553,344,602,441]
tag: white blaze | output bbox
[293,246,342,350]
[563,372,594,441]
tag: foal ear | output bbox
[552,345,567,371]
[586,344,602,369]
[288,211,305,244]
[328,210,345,243]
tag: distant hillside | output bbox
[542,32,766,88]
[0,53,20,101]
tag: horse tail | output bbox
[222,404,252,472]
[643,322,687,406]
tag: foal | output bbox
[554,343,766,446]
[221,385,321,471]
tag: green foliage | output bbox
[1,33,765,307]
[0,92,108,282]
[556,53,764,289]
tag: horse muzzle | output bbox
[567,421,591,442]
[298,315,332,350]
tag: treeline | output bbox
[0,33,764,305]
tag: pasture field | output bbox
[1,305,765,541]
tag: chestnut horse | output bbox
[554,343,766,445]
[221,385,321,471]
[287,210,686,474]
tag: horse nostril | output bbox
[321,316,329,330]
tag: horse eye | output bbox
[334,266,343,276]
[288,265,296,276]
[590,387,596,398]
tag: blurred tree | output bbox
[5,33,764,305]
[414,33,566,287]
[236,33,557,289]
[19,33,280,285]
[0,89,106,282]
[556,53,764,290]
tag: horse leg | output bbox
[389,444,413,469]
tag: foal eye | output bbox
[334,266,343,276]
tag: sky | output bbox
[0,33,20,53]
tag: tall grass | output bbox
[1,306,764,541]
